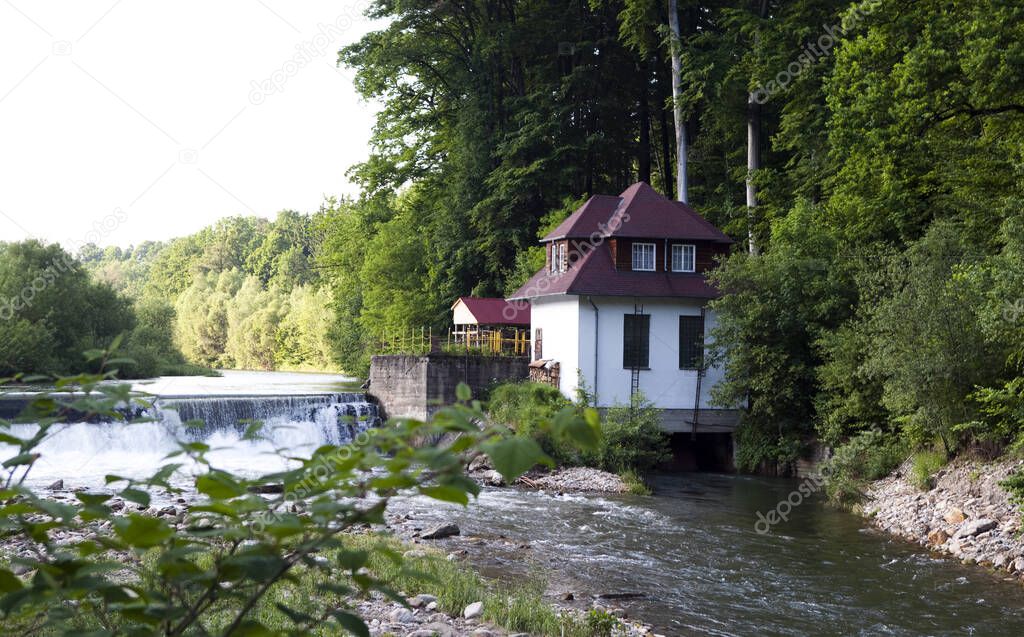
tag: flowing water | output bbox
[399,477,1024,636]
[0,371,377,490]
[3,371,1024,635]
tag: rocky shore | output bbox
[2,479,659,637]
[863,456,1024,581]
[466,454,630,494]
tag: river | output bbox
[3,371,1023,636]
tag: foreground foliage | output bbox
[487,382,668,477]
[0,363,600,635]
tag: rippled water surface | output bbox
[400,474,1024,636]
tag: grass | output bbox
[619,469,653,495]
[2,534,613,637]
[910,449,947,490]
[347,534,599,637]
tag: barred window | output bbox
[623,314,650,368]
[679,315,704,369]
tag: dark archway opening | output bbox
[665,432,734,472]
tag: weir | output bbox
[0,392,380,490]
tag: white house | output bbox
[508,182,740,435]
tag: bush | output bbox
[824,430,907,507]
[487,382,577,463]
[0,359,602,635]
[589,392,670,473]
[910,449,947,490]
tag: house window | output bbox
[534,328,543,359]
[623,314,650,368]
[631,242,656,271]
[550,242,567,273]
[679,315,704,369]
[671,244,696,272]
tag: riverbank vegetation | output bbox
[0,365,602,635]
[0,241,205,378]
[487,381,668,490]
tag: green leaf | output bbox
[120,488,151,508]
[331,610,370,637]
[455,382,472,401]
[115,515,173,548]
[230,621,275,636]
[196,471,246,499]
[482,437,551,482]
[0,568,23,593]
[275,603,314,625]
[2,453,39,468]
[418,485,469,505]
[337,549,368,571]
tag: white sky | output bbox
[0,0,382,250]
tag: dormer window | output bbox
[550,242,568,274]
[632,242,656,271]
[671,244,696,272]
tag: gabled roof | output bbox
[543,182,732,244]
[509,182,731,302]
[451,297,530,326]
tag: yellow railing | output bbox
[375,327,530,357]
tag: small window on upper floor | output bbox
[632,242,656,271]
[671,244,696,272]
[550,242,566,274]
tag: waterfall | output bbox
[0,393,379,490]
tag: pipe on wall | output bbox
[587,296,600,405]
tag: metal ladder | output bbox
[629,301,644,398]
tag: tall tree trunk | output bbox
[638,65,651,183]
[657,58,673,196]
[747,0,770,255]
[746,94,761,255]
[668,0,688,203]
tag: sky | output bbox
[0,0,382,250]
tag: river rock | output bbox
[409,624,458,637]
[47,479,63,490]
[954,519,997,538]
[927,529,949,545]
[463,601,484,619]
[944,508,965,524]
[471,629,497,637]
[468,454,492,472]
[422,523,460,540]
[409,594,436,608]
[387,608,417,624]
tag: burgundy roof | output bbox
[510,182,730,301]
[543,182,732,244]
[508,245,721,301]
[452,297,531,325]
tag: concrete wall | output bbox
[368,354,529,420]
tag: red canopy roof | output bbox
[452,297,531,326]
[543,182,732,244]
[510,182,730,301]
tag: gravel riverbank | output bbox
[863,456,1024,581]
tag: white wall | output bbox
[578,296,724,410]
[528,296,581,397]
[451,301,476,326]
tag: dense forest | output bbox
[2,0,1022,475]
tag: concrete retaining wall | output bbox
[368,354,529,421]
